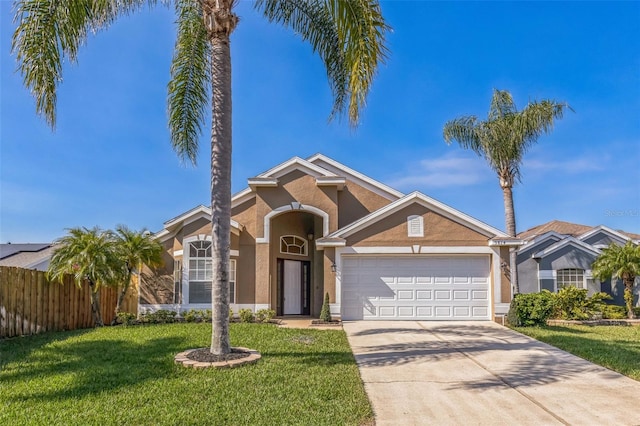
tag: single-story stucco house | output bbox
[139,154,521,321]
[516,220,640,306]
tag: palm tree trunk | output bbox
[623,276,635,319]
[113,269,133,324]
[88,280,104,327]
[501,183,519,294]
[204,2,238,355]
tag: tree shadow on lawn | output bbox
[3,335,186,403]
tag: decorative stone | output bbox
[174,347,261,369]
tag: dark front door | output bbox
[278,259,311,315]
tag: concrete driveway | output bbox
[343,321,640,426]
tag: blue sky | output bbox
[1,1,639,243]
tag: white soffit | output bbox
[532,237,601,259]
[577,225,632,244]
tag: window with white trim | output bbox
[188,241,212,303]
[556,268,585,289]
[229,259,236,304]
[280,235,308,256]
[407,215,424,237]
[185,240,237,304]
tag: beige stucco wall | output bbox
[338,181,391,228]
[347,204,489,246]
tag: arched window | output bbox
[280,235,308,256]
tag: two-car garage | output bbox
[340,256,491,321]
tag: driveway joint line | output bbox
[416,321,571,426]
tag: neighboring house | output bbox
[140,154,520,321]
[0,243,55,271]
[516,220,640,305]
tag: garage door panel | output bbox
[453,290,470,300]
[397,290,414,300]
[341,256,490,320]
[416,290,432,300]
[434,290,452,300]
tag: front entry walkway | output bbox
[344,321,640,426]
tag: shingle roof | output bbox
[0,243,51,260]
[518,220,640,241]
[0,245,55,269]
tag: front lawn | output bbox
[0,323,372,425]
[514,325,640,381]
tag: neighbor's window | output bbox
[280,235,308,256]
[556,268,585,289]
[407,215,424,237]
[188,241,212,303]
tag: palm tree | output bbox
[592,241,640,319]
[113,225,163,320]
[13,0,389,354]
[47,227,122,327]
[443,89,570,293]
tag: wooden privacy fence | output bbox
[0,266,137,338]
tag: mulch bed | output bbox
[186,347,251,363]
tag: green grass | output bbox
[514,325,640,381]
[0,323,372,425]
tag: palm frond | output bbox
[167,0,210,166]
[11,0,154,128]
[255,0,390,126]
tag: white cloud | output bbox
[524,153,610,174]
[388,152,491,189]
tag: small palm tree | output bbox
[443,89,570,292]
[113,225,163,319]
[592,241,640,319]
[47,227,122,327]
[13,0,389,355]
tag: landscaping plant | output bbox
[592,241,640,319]
[320,292,332,322]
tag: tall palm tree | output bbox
[13,0,389,354]
[47,227,122,327]
[592,241,640,319]
[443,89,570,293]
[113,225,163,319]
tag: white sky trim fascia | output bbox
[164,204,209,225]
[307,153,404,200]
[330,191,508,239]
[532,237,601,258]
[315,240,347,248]
[257,156,338,179]
[337,246,494,254]
[577,225,631,244]
[517,231,564,252]
[231,187,254,206]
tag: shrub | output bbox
[319,292,332,322]
[139,309,177,324]
[602,305,628,319]
[115,312,136,326]
[634,307,640,318]
[554,287,610,320]
[182,309,212,323]
[239,308,254,323]
[229,308,234,321]
[507,291,556,326]
[255,309,275,323]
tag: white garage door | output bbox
[341,256,490,320]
